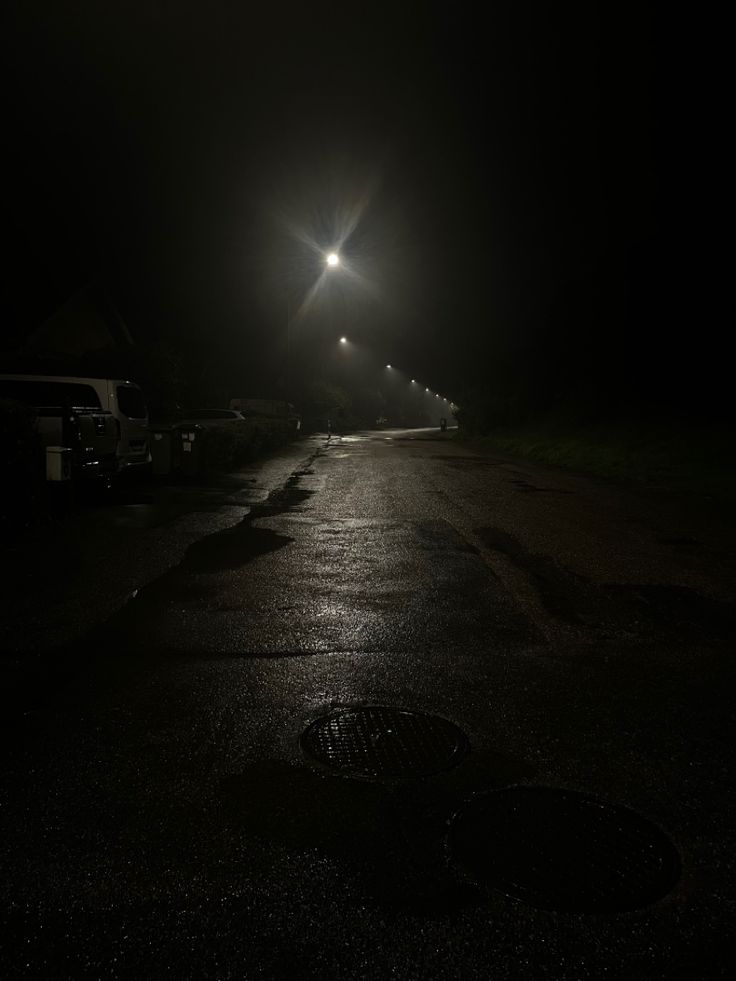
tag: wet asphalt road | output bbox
[1,429,735,979]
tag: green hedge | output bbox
[201,418,296,470]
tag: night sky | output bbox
[2,4,729,417]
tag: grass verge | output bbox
[458,417,736,504]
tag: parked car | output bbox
[0,378,119,481]
[177,408,246,428]
[0,374,150,472]
[229,397,301,432]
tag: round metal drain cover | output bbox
[449,787,680,912]
[301,706,468,778]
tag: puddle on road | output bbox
[475,525,736,641]
[185,526,291,572]
[72,458,320,648]
[476,527,585,625]
[157,468,314,576]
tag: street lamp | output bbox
[386,364,392,369]
[326,252,340,267]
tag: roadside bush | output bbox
[0,399,45,531]
[201,418,295,470]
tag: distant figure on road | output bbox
[440,417,447,432]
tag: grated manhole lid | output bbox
[300,706,468,778]
[448,787,681,913]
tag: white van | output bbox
[0,374,150,471]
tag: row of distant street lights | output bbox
[326,252,455,409]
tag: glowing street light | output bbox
[339,336,347,344]
[326,252,340,267]
[411,379,416,383]
[386,364,392,369]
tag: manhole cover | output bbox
[448,787,680,912]
[301,706,468,778]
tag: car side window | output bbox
[116,386,147,419]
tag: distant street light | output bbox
[425,387,429,392]
[340,336,347,344]
[326,252,340,267]
[411,379,415,383]
[386,364,392,369]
